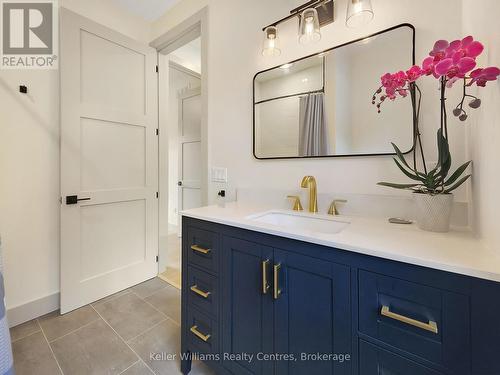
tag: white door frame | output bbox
[152,7,209,241]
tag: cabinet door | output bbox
[222,236,274,375]
[359,340,444,375]
[274,249,351,375]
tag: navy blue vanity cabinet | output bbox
[181,216,500,375]
[273,249,351,375]
[221,236,274,375]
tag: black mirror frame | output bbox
[252,23,416,160]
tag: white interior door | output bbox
[178,88,202,221]
[60,9,158,313]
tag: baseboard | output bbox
[6,292,59,328]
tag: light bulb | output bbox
[346,0,374,28]
[299,8,321,44]
[262,26,281,57]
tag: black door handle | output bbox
[66,195,91,205]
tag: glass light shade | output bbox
[346,0,374,28]
[298,8,321,44]
[262,26,281,57]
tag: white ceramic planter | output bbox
[413,193,454,233]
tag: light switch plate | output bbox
[211,167,227,183]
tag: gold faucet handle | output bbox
[328,199,347,215]
[286,195,304,211]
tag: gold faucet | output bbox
[328,199,347,215]
[300,176,318,213]
[287,195,304,211]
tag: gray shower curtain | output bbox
[299,93,329,157]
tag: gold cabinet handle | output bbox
[262,259,270,294]
[190,325,211,342]
[273,263,282,300]
[381,305,438,334]
[190,285,211,299]
[191,244,211,254]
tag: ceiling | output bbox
[169,37,202,74]
[111,0,181,21]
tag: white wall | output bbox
[153,0,468,204]
[462,0,500,254]
[0,1,149,312]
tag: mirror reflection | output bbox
[253,24,415,159]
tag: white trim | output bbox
[7,292,59,328]
[156,6,209,245]
[169,60,201,79]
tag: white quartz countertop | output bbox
[181,202,500,283]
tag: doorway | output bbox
[158,36,203,288]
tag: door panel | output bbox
[274,249,351,375]
[80,119,146,190]
[181,94,201,138]
[60,8,158,313]
[80,30,146,114]
[222,236,274,375]
[80,200,146,280]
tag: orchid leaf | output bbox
[445,161,472,186]
[392,142,411,169]
[443,174,471,193]
[377,182,420,189]
[393,158,426,182]
[436,129,451,179]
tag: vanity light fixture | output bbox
[299,8,321,44]
[262,26,281,57]
[261,0,334,56]
[346,0,374,28]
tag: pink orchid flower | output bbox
[434,54,476,80]
[445,36,484,60]
[380,71,408,100]
[468,67,500,87]
[429,40,449,61]
[406,65,423,82]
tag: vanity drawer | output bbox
[187,307,219,356]
[359,340,443,375]
[187,226,219,274]
[358,270,470,373]
[187,266,219,318]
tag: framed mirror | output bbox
[253,24,415,159]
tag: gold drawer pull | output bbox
[262,259,270,294]
[190,285,211,298]
[190,325,211,342]
[191,244,211,254]
[381,305,438,334]
[273,263,282,300]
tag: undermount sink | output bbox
[246,210,350,235]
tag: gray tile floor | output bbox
[10,278,215,375]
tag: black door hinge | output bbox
[155,65,159,73]
[155,128,159,136]
[155,255,159,262]
[156,192,159,198]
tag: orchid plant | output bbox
[372,36,500,195]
